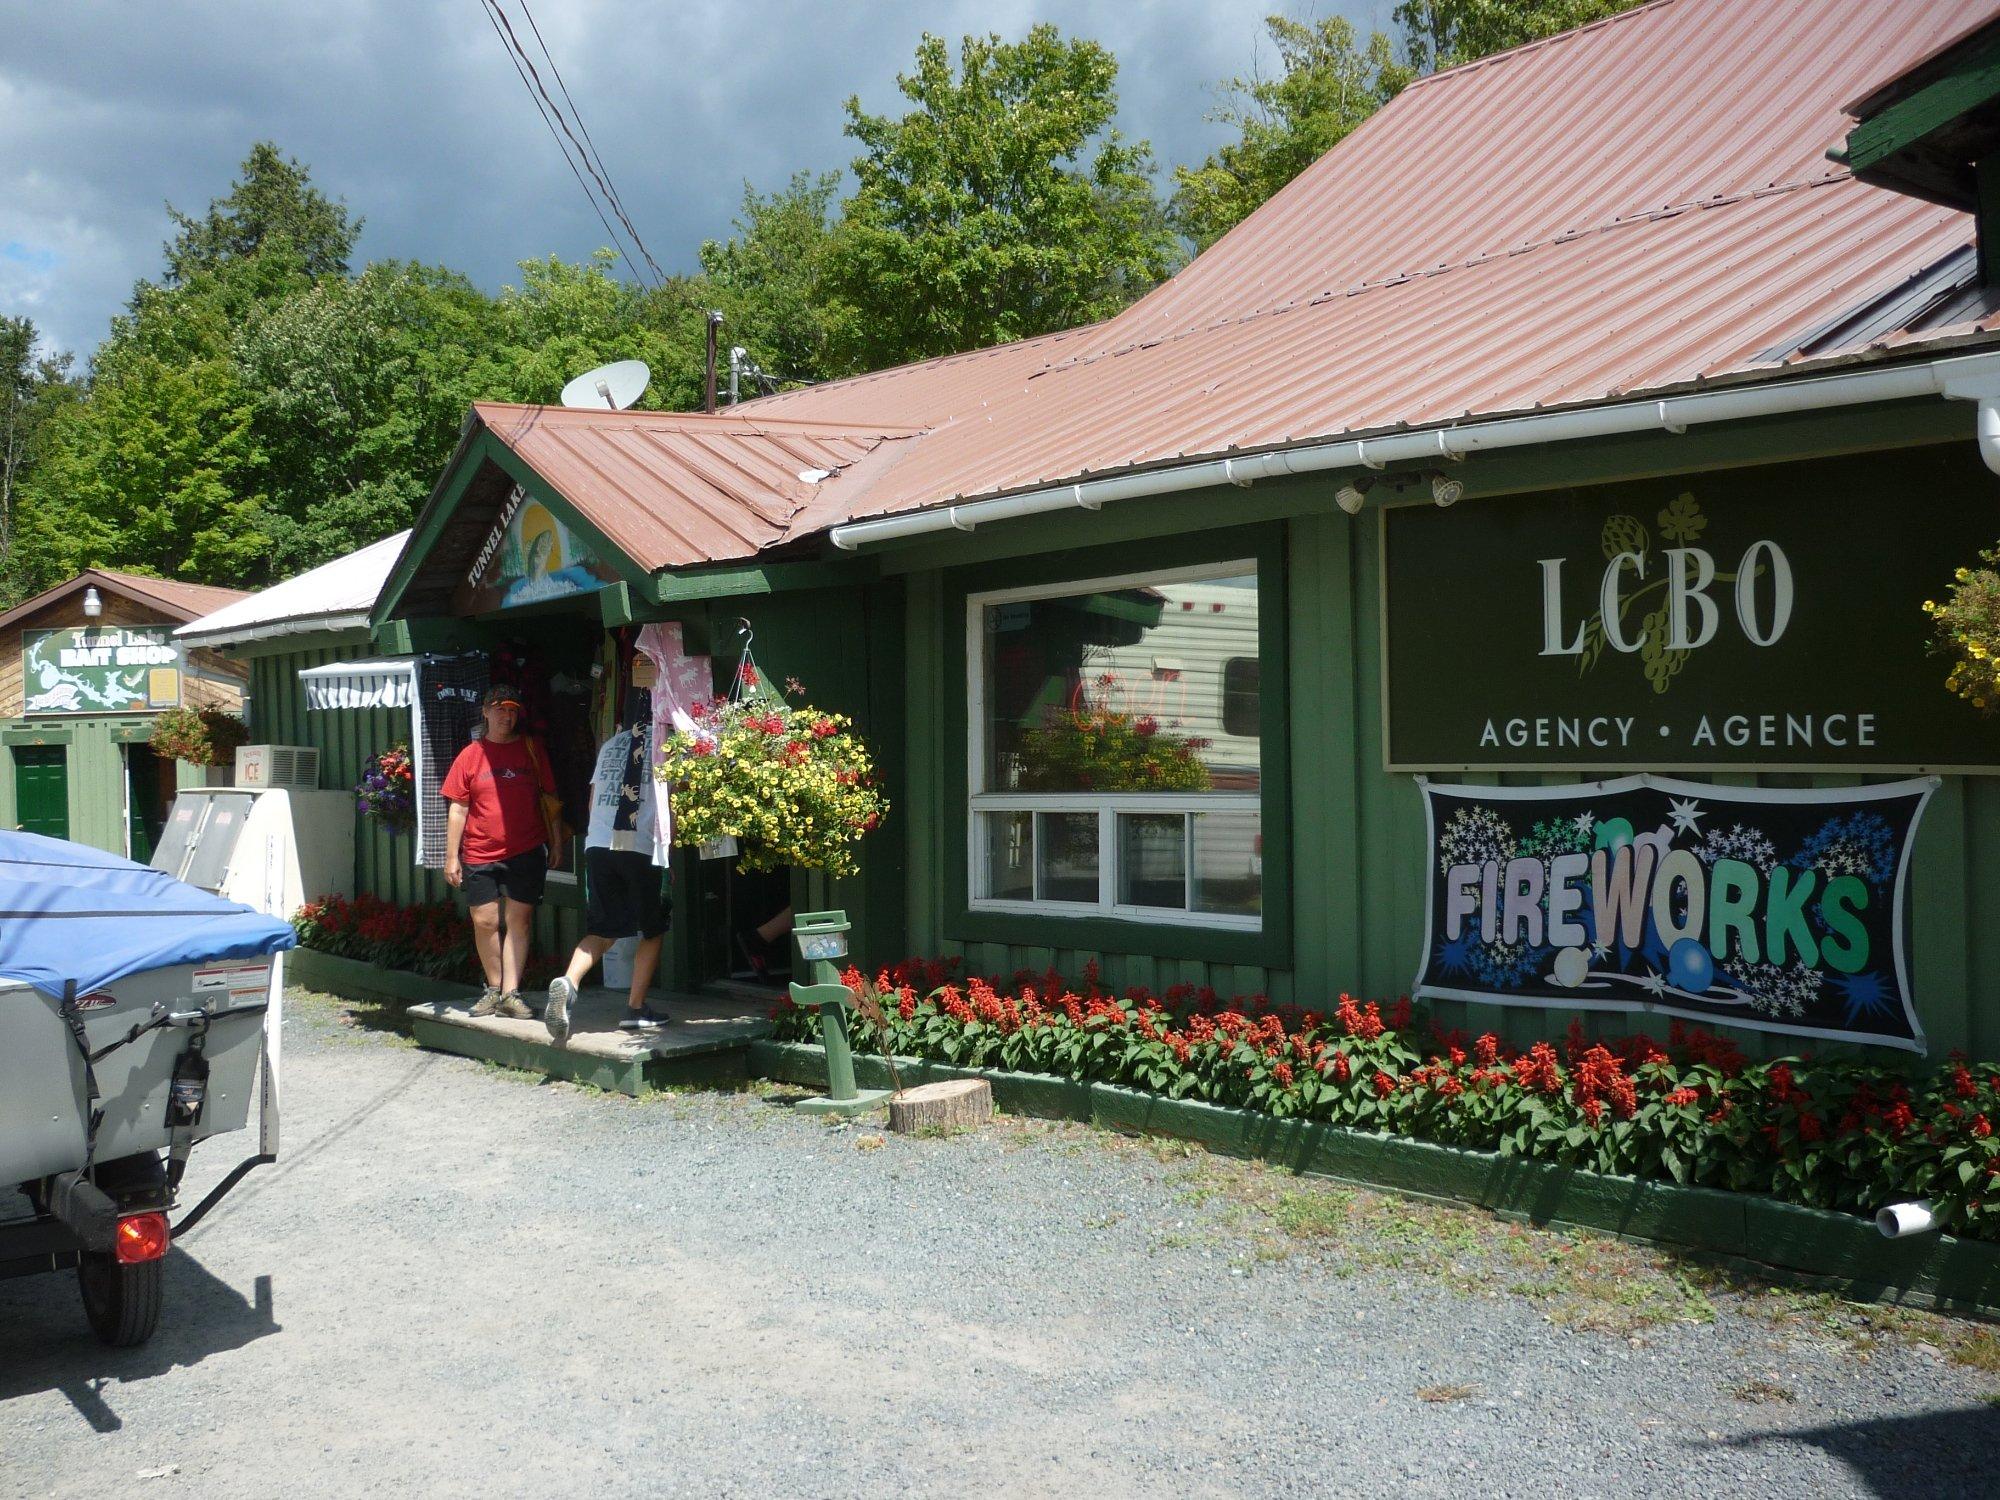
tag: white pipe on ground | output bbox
[829,348,2000,551]
[1876,1200,1939,1239]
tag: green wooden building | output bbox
[186,0,2000,1057]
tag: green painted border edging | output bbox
[750,1041,2000,1315]
[290,948,478,1007]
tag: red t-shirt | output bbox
[440,736,555,864]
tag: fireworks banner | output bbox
[1413,775,1938,1052]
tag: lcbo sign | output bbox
[1538,539,1793,657]
[1381,447,2000,772]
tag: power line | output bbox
[482,0,668,288]
[512,0,665,287]
[476,0,648,288]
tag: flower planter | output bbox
[752,1039,2000,1315]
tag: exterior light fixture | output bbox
[82,586,103,619]
[1431,473,1465,508]
[1335,475,1375,515]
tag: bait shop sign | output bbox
[1412,776,1936,1051]
[1380,448,2000,772]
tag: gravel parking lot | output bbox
[6,989,2000,1499]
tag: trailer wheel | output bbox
[78,1250,163,1347]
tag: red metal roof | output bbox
[471,403,918,569]
[483,0,2000,565]
[0,568,248,635]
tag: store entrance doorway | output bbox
[124,742,173,862]
[689,857,793,991]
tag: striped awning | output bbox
[299,658,416,710]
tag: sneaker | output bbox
[546,977,575,1044]
[495,992,533,1021]
[470,985,503,1018]
[734,930,772,979]
[618,1006,673,1032]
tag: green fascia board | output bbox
[1839,27,2000,186]
[751,1040,2000,1315]
[643,557,876,605]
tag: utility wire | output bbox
[476,0,647,288]
[512,0,667,287]
[483,0,668,288]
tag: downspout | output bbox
[830,348,2000,551]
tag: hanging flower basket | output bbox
[1925,542,2000,716]
[355,743,416,836]
[149,705,248,768]
[657,676,887,878]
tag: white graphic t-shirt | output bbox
[584,726,657,852]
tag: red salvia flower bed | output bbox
[772,955,2000,1241]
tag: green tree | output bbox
[0,316,75,596]
[164,141,360,287]
[1171,16,1402,251]
[828,26,1178,367]
[17,351,267,585]
[1393,0,1645,76]
[699,172,854,392]
[233,261,501,572]
[480,250,707,411]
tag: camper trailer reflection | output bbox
[981,570,1262,919]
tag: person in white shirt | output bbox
[545,709,670,1042]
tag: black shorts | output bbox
[462,846,548,907]
[584,847,670,940]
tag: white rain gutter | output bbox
[829,348,2000,551]
[176,612,374,650]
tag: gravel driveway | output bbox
[6,989,1999,1499]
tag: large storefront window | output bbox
[970,562,1262,927]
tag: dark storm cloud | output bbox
[1,1,1388,359]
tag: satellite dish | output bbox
[560,359,650,411]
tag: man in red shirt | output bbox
[442,683,561,1018]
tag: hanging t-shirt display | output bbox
[584,724,657,853]
[414,652,488,869]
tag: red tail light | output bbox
[114,1212,170,1264]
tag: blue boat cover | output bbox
[0,830,296,1000]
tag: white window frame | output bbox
[966,559,1263,931]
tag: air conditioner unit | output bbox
[234,744,320,792]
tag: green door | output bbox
[14,745,69,840]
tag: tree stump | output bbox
[888,1078,994,1135]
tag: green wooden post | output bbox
[790,909,890,1116]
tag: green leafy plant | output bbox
[148,704,248,767]
[1925,544,2000,715]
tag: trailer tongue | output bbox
[0,829,295,1346]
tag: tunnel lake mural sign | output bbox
[1380,449,2000,772]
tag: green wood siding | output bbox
[892,437,2000,1060]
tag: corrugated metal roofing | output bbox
[469,403,918,570]
[178,530,410,644]
[473,0,2000,567]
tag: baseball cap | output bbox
[482,683,523,709]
